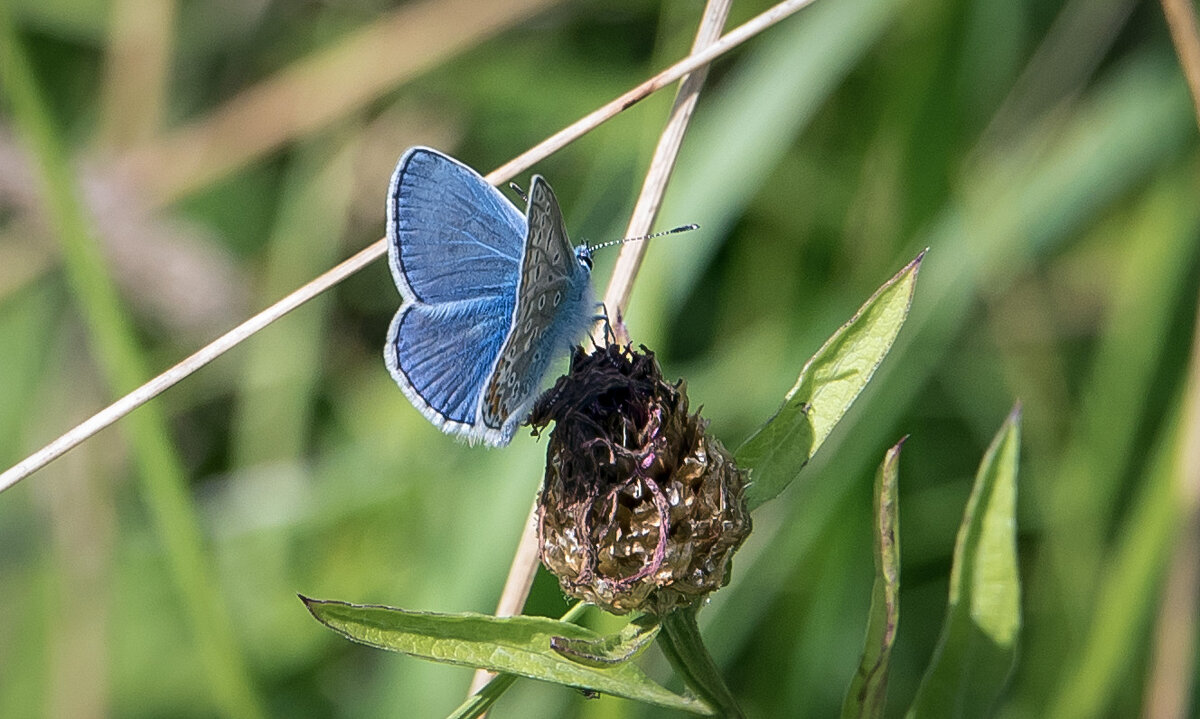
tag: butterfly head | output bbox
[574,244,594,272]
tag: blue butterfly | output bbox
[384,147,595,446]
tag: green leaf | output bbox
[551,614,660,667]
[737,251,924,510]
[842,438,904,719]
[445,602,588,719]
[301,597,712,715]
[907,406,1022,718]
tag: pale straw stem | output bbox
[0,0,818,494]
[1161,0,1200,131]
[467,0,733,700]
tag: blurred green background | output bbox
[1,0,1197,717]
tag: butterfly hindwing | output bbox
[386,295,514,430]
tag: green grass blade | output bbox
[301,597,713,715]
[1045,396,1186,719]
[0,10,264,719]
[1035,171,1200,630]
[841,438,904,719]
[907,406,1022,718]
[737,251,924,511]
[632,0,904,340]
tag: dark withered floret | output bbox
[530,345,751,615]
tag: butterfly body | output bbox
[384,147,593,446]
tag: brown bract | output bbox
[530,345,751,615]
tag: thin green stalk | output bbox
[0,10,265,719]
[659,606,743,718]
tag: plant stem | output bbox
[659,606,745,719]
[598,0,733,341]
[471,0,734,701]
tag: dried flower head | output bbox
[529,344,751,615]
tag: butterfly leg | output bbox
[595,303,633,346]
[593,303,618,345]
[508,181,529,205]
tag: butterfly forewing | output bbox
[387,147,523,305]
[481,176,592,441]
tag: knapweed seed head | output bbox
[530,345,751,615]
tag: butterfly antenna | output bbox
[586,223,699,253]
[508,182,529,204]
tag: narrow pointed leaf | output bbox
[842,437,904,719]
[907,406,1022,718]
[738,251,924,510]
[301,597,712,715]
